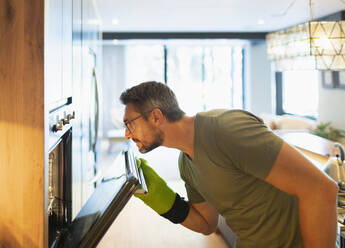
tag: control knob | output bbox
[53,120,63,132]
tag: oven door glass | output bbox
[56,148,146,248]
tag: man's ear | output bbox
[151,108,165,125]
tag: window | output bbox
[122,40,245,115]
[278,70,319,119]
[167,44,242,115]
[125,45,165,87]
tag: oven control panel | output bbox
[48,104,75,149]
[51,111,75,132]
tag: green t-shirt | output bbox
[178,109,302,248]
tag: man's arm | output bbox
[265,141,339,248]
[134,158,218,235]
[181,201,219,235]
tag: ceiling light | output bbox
[258,19,265,25]
[266,0,345,71]
[266,21,345,71]
[112,39,119,45]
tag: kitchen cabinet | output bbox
[72,0,84,221]
[62,0,73,99]
[78,0,101,207]
[71,0,102,220]
[45,0,63,104]
[72,0,102,210]
[46,0,73,106]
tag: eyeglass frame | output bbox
[123,109,153,134]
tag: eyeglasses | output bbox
[123,110,152,134]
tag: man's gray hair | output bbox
[120,81,185,122]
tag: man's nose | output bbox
[125,128,132,140]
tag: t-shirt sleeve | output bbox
[178,152,205,204]
[215,111,284,179]
[184,182,205,204]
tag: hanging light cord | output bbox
[272,0,297,17]
[310,0,345,19]
[274,0,344,19]
[309,0,315,21]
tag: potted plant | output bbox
[311,122,345,143]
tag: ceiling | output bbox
[95,0,345,33]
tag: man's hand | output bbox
[134,158,176,215]
[135,158,218,235]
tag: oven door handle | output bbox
[125,148,148,194]
[91,67,99,154]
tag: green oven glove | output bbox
[134,158,176,215]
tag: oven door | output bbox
[52,148,147,248]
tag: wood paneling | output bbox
[0,0,45,247]
[0,0,101,246]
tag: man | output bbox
[120,81,338,248]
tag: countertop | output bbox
[274,130,335,169]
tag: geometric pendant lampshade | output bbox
[266,21,345,71]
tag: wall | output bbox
[246,41,274,116]
[318,79,345,130]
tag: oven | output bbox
[47,101,74,247]
[47,100,147,248]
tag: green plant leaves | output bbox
[311,122,345,142]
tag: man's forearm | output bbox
[298,182,338,248]
[181,203,216,235]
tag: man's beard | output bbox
[139,129,164,153]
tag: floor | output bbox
[96,139,229,248]
[97,180,228,248]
